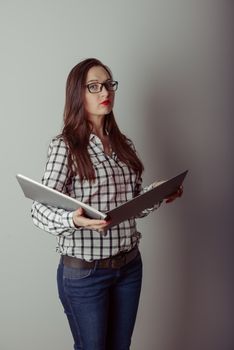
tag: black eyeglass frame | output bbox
[85,80,118,93]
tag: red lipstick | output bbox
[100,100,110,106]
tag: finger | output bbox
[85,219,108,226]
[165,198,173,203]
[165,191,182,203]
[166,186,183,200]
[85,220,109,228]
[75,214,107,225]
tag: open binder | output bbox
[16,170,188,228]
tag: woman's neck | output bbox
[89,115,106,139]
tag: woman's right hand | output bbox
[72,207,110,233]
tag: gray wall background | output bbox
[0,1,233,349]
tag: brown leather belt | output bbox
[62,245,139,269]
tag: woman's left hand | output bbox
[164,185,183,203]
[151,180,183,204]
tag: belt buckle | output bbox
[111,252,126,269]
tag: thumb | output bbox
[77,207,84,216]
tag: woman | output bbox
[31,58,182,350]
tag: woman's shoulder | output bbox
[47,135,69,154]
[49,135,67,146]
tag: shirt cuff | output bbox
[61,211,76,228]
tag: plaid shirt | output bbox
[31,135,160,261]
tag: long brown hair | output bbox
[60,58,144,181]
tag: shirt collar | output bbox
[89,127,109,142]
[89,133,96,141]
[89,133,103,149]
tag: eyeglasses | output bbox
[86,80,118,94]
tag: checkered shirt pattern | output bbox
[31,135,160,261]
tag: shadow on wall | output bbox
[142,81,192,349]
[140,75,233,350]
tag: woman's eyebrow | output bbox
[87,79,99,83]
[87,78,111,84]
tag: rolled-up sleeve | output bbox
[31,138,76,236]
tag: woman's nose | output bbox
[100,84,109,97]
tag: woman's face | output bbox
[84,65,115,121]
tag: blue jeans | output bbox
[57,251,142,350]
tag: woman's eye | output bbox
[89,84,99,92]
[106,81,117,91]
